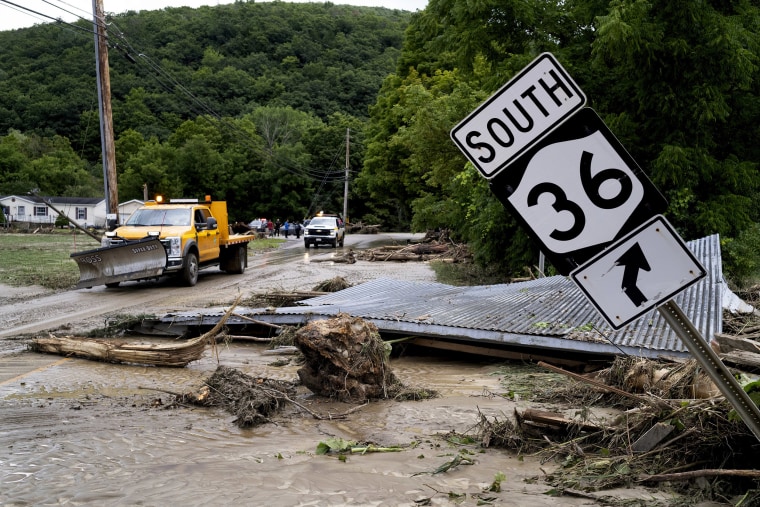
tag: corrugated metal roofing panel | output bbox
[156,234,724,359]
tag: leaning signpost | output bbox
[450,52,760,441]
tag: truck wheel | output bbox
[230,245,246,274]
[339,235,344,247]
[181,251,199,286]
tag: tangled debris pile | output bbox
[474,356,760,499]
[355,230,471,263]
[177,365,298,428]
[243,276,352,308]
[294,313,401,402]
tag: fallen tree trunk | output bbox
[641,469,760,482]
[30,334,207,367]
[29,297,239,367]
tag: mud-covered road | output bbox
[0,234,683,506]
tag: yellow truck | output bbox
[71,197,253,289]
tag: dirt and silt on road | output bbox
[0,233,752,506]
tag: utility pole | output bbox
[93,0,118,224]
[343,128,349,224]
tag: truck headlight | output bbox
[167,236,181,257]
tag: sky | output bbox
[0,0,428,32]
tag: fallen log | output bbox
[641,469,760,482]
[29,297,239,367]
[520,408,604,432]
[29,334,207,367]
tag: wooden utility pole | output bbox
[93,0,118,223]
[343,128,349,224]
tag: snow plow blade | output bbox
[71,238,167,289]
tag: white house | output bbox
[117,199,145,224]
[0,195,144,228]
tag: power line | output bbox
[3,2,360,189]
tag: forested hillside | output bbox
[0,2,411,222]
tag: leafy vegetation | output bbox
[361,0,760,279]
[1,0,758,281]
[0,3,411,223]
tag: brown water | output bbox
[0,342,608,506]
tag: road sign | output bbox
[450,53,586,179]
[571,215,706,330]
[489,108,667,274]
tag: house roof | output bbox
[0,195,104,205]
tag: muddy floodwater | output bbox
[1,233,678,506]
[1,343,585,506]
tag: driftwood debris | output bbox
[178,365,297,427]
[29,334,208,367]
[355,242,470,263]
[294,313,400,401]
[175,365,369,427]
[519,408,604,433]
[29,298,239,367]
[309,250,356,263]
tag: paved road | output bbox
[0,232,423,342]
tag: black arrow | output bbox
[615,243,651,307]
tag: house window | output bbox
[17,206,25,217]
[34,206,48,217]
[76,207,87,220]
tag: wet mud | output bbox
[1,343,577,506]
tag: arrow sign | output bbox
[615,242,650,307]
[571,215,706,330]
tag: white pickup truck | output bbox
[303,214,345,248]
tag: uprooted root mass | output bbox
[177,365,297,428]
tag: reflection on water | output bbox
[1,345,580,506]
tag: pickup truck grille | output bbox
[308,228,331,236]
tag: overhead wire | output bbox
[0,0,99,36]
[0,1,361,190]
[109,24,348,183]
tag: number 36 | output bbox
[526,151,633,241]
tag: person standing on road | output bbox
[267,219,274,237]
[295,221,302,239]
[275,219,281,236]
[283,220,291,238]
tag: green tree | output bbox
[591,0,760,240]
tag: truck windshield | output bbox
[309,217,335,227]
[126,208,191,226]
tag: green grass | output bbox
[249,237,286,251]
[429,260,509,286]
[0,231,98,290]
[0,232,286,290]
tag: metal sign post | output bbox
[658,300,760,441]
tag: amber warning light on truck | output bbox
[450,53,586,179]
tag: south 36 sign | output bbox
[490,107,668,274]
[450,52,667,275]
[450,52,704,330]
